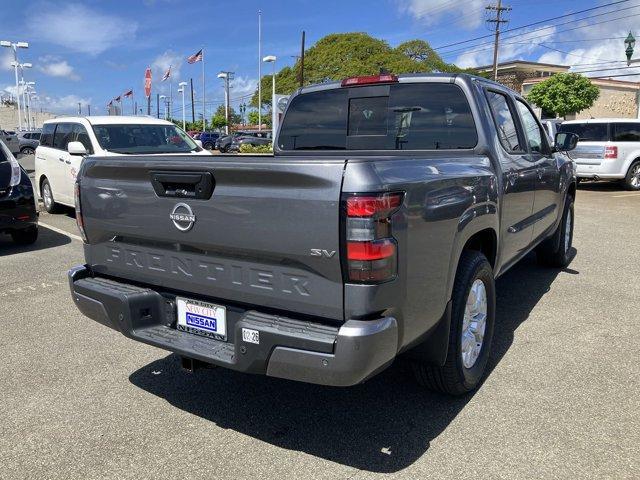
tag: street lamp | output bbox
[159,95,168,120]
[178,81,187,131]
[2,40,29,131]
[625,31,636,66]
[262,55,277,134]
[217,72,231,135]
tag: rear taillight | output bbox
[74,181,88,243]
[344,192,403,283]
[604,146,618,159]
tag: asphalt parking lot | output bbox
[1,156,639,479]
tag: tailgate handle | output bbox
[150,171,214,200]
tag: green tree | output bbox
[251,32,474,107]
[526,73,600,118]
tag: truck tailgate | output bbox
[79,156,346,320]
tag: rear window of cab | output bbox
[278,83,478,151]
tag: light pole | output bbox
[159,95,168,120]
[217,72,232,135]
[1,40,28,131]
[178,81,187,131]
[17,62,32,130]
[262,55,276,133]
[24,81,35,130]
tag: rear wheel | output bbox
[412,251,496,395]
[203,142,213,150]
[624,160,640,190]
[536,195,574,267]
[11,227,38,245]
[20,147,34,155]
[41,178,60,214]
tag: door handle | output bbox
[507,171,519,184]
[65,160,71,164]
[58,157,65,162]
[537,168,544,180]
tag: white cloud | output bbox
[230,76,258,103]
[39,94,92,114]
[37,55,80,81]
[454,25,558,68]
[1,50,13,71]
[28,3,138,55]
[397,0,486,30]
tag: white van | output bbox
[558,118,640,190]
[35,116,211,212]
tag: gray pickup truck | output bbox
[68,74,578,395]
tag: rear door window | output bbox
[558,123,609,142]
[612,123,640,142]
[40,123,56,147]
[278,83,477,151]
[53,123,74,150]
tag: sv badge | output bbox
[310,249,336,258]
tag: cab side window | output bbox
[486,91,521,153]
[72,124,94,153]
[516,100,548,154]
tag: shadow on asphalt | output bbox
[577,181,625,192]
[129,250,578,473]
[0,225,71,256]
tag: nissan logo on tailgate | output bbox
[169,203,196,232]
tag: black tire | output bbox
[536,195,574,268]
[40,178,60,214]
[220,146,228,153]
[11,227,38,245]
[203,142,213,150]
[413,251,496,395]
[623,160,640,190]
[20,147,34,155]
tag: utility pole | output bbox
[78,102,81,115]
[299,30,305,88]
[486,0,511,81]
[258,10,262,131]
[217,71,234,135]
[156,93,160,119]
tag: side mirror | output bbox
[554,132,579,152]
[194,139,203,148]
[67,141,87,156]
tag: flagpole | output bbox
[169,65,172,121]
[132,89,134,115]
[202,48,205,133]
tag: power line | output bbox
[434,0,630,51]
[440,10,640,59]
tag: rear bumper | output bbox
[0,183,38,233]
[576,160,625,179]
[68,265,398,387]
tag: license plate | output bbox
[176,297,227,341]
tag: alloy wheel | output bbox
[461,279,488,369]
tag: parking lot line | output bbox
[610,192,640,198]
[39,222,83,242]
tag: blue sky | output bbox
[0,0,637,116]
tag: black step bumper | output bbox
[68,265,398,386]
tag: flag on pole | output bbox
[161,66,171,82]
[187,49,203,64]
[123,90,133,98]
[114,95,121,102]
[107,100,113,107]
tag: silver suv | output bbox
[559,118,640,190]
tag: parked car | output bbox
[1,130,20,155]
[17,131,40,155]
[541,119,563,140]
[558,118,640,190]
[216,131,243,152]
[0,139,38,245]
[198,131,220,150]
[229,130,272,152]
[68,73,577,395]
[35,116,211,213]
